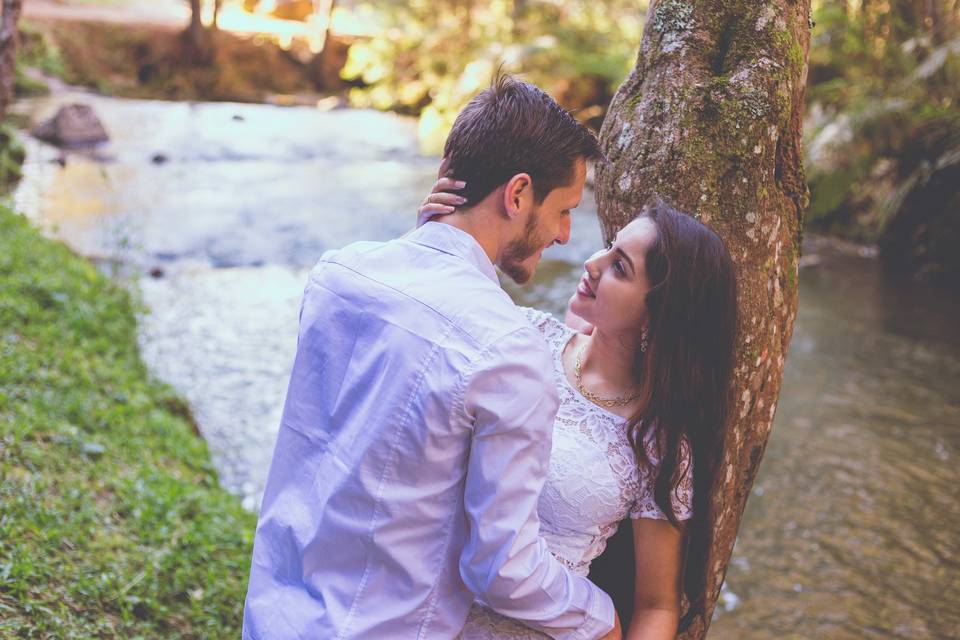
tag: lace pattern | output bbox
[458,307,693,638]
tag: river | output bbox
[11,88,960,639]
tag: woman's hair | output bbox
[627,196,738,631]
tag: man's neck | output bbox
[434,212,503,266]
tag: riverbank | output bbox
[0,204,255,636]
[19,16,328,104]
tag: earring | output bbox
[640,327,649,353]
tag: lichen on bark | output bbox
[652,0,695,34]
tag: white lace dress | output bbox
[458,308,694,639]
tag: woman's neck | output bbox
[579,328,641,392]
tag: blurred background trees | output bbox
[14,0,960,279]
[1,0,23,119]
[337,0,959,286]
[341,0,643,151]
[802,0,959,289]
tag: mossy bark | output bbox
[594,0,811,636]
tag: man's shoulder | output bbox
[306,238,536,351]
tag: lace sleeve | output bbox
[629,438,694,521]
[516,306,566,338]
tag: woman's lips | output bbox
[576,277,596,299]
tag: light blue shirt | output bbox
[242,222,615,639]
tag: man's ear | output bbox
[502,173,533,220]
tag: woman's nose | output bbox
[584,250,603,278]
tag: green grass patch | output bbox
[0,204,256,638]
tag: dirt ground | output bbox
[24,0,192,29]
[20,1,352,104]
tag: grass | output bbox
[0,203,256,638]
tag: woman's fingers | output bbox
[420,203,456,215]
[417,170,465,228]
[417,203,456,228]
[423,192,466,206]
[431,177,466,194]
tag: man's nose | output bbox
[556,216,572,245]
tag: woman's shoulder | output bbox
[629,432,695,522]
[516,306,572,345]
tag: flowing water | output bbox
[11,88,960,638]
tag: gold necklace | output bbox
[574,344,641,408]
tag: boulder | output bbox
[32,104,109,147]
[878,145,960,292]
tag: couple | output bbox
[243,74,738,640]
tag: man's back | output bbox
[243,222,560,638]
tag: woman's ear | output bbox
[502,173,533,220]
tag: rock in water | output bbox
[878,146,960,292]
[32,104,109,147]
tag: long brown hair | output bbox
[627,197,738,631]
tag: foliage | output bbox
[0,204,256,637]
[342,0,645,152]
[15,21,66,96]
[0,125,25,188]
[803,0,960,242]
[17,21,67,80]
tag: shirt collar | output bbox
[404,222,499,284]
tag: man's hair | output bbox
[442,73,604,207]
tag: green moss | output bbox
[786,263,798,291]
[0,205,256,637]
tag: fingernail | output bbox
[445,206,456,212]
[454,180,466,188]
[455,197,467,204]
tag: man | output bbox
[243,74,621,640]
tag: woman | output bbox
[419,184,738,639]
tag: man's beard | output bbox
[500,209,544,284]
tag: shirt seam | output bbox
[315,257,521,350]
[448,323,552,428]
[416,483,466,639]
[336,321,459,640]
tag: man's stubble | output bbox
[500,208,545,285]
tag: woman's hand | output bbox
[417,176,467,228]
[417,156,467,228]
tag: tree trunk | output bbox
[213,0,223,31]
[593,0,811,637]
[307,0,337,90]
[184,0,212,63]
[0,0,23,121]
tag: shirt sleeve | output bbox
[629,436,694,521]
[458,325,616,640]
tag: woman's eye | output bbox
[613,260,625,275]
